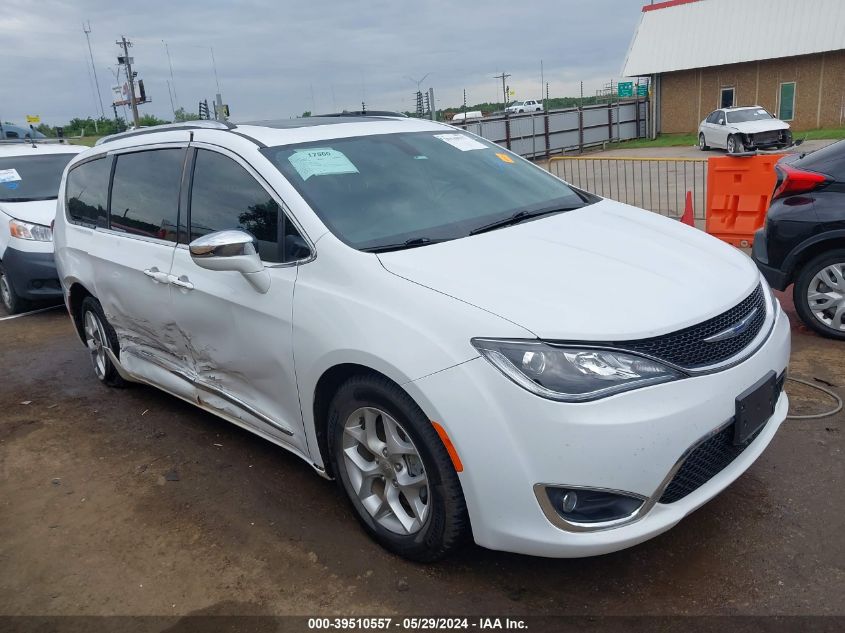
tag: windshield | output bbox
[0,154,75,202]
[726,109,774,124]
[262,131,589,250]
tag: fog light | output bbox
[545,487,644,524]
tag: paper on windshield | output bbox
[757,109,768,115]
[434,133,487,151]
[288,148,358,181]
[0,169,22,183]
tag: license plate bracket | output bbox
[734,371,778,445]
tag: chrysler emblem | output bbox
[703,307,759,343]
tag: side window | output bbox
[110,149,184,242]
[66,157,110,227]
[190,149,304,263]
[706,111,718,124]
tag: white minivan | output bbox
[54,117,790,561]
[1,141,86,313]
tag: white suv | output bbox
[506,100,543,114]
[54,117,790,561]
[0,141,85,313]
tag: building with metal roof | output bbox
[622,0,845,134]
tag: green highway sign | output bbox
[617,82,633,98]
[637,84,648,97]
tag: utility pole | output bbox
[117,36,140,127]
[494,72,511,109]
[540,59,544,107]
[83,21,105,118]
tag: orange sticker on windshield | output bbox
[496,152,514,163]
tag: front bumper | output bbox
[743,130,792,150]
[1,246,63,301]
[405,301,791,557]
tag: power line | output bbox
[162,40,179,116]
[83,21,105,117]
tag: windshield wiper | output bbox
[361,237,449,253]
[469,206,579,236]
[0,196,56,203]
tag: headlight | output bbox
[9,218,53,242]
[471,338,684,402]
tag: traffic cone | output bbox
[681,191,695,227]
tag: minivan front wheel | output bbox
[794,250,845,340]
[0,263,29,314]
[80,297,126,387]
[327,374,468,561]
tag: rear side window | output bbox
[794,140,845,180]
[66,157,110,227]
[110,149,184,242]
[189,149,283,262]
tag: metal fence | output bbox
[549,157,709,223]
[451,99,649,158]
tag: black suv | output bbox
[752,140,845,340]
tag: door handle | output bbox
[143,267,170,283]
[169,275,194,291]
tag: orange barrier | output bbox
[705,154,784,247]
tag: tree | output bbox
[174,107,200,122]
[301,111,312,118]
[138,114,169,127]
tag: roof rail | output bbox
[94,120,235,146]
[0,138,69,145]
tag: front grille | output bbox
[615,284,766,369]
[659,372,785,504]
[752,130,780,145]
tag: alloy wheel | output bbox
[83,309,109,380]
[341,406,430,535]
[807,263,845,332]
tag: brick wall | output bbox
[659,51,845,133]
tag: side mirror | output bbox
[189,229,270,292]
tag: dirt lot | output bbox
[1,291,843,624]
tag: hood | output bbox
[0,199,58,226]
[377,199,760,341]
[732,119,790,133]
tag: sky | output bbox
[1,0,645,126]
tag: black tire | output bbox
[698,133,709,151]
[727,134,743,154]
[0,263,30,315]
[79,296,127,387]
[327,373,469,562]
[793,250,845,341]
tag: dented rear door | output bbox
[91,143,194,398]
